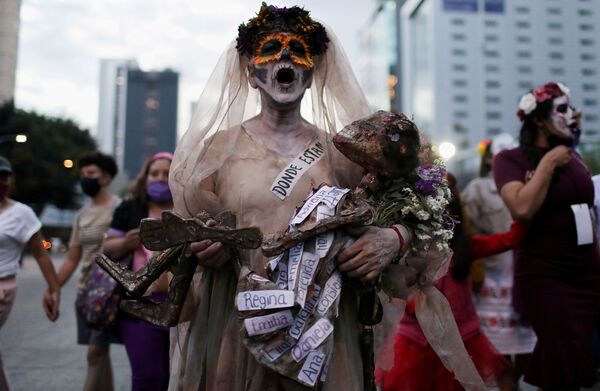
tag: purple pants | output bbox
[118,293,169,391]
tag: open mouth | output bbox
[276,68,295,85]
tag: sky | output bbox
[14,0,376,138]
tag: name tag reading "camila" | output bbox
[271,140,326,200]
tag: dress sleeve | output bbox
[493,149,526,192]
[15,204,42,245]
[469,221,528,259]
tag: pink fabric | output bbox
[132,245,153,273]
[0,276,17,329]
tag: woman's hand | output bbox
[124,228,141,252]
[187,218,231,268]
[189,240,231,268]
[540,145,572,170]
[499,145,572,221]
[335,226,400,282]
[43,287,60,322]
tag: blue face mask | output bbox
[147,181,172,203]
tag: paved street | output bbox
[2,254,599,391]
[0,254,130,391]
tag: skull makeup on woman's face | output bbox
[249,33,314,106]
[549,95,577,139]
[254,33,314,68]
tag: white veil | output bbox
[169,26,371,218]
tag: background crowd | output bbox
[1,0,600,388]
[1,81,599,391]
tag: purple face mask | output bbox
[147,181,172,204]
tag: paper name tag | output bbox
[316,271,342,316]
[290,186,332,226]
[296,251,319,307]
[571,203,594,245]
[320,187,350,209]
[289,285,322,339]
[249,274,271,283]
[297,351,327,387]
[236,290,295,311]
[270,140,326,200]
[266,253,284,273]
[244,310,294,336]
[275,262,288,289]
[288,243,304,291]
[316,232,334,259]
[325,258,336,276]
[291,318,334,362]
[316,203,336,221]
[320,350,333,382]
[264,336,296,362]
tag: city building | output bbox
[400,0,600,174]
[0,0,21,104]
[358,0,407,112]
[97,60,178,179]
[97,59,138,157]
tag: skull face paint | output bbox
[254,33,314,69]
[549,95,577,139]
[250,60,313,107]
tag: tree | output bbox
[0,101,96,213]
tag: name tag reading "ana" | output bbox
[297,351,327,387]
[270,140,326,200]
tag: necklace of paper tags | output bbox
[236,184,356,388]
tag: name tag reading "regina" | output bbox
[271,140,326,200]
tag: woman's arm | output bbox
[188,175,233,269]
[336,224,411,283]
[56,245,82,286]
[27,231,60,321]
[499,145,572,221]
[103,229,140,261]
[469,221,528,259]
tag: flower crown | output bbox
[476,139,491,157]
[236,2,329,57]
[517,82,570,121]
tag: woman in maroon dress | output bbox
[494,81,600,389]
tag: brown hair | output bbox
[130,156,172,204]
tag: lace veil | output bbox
[169,26,371,218]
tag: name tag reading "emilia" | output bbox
[271,140,326,200]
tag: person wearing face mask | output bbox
[54,150,120,391]
[0,155,61,390]
[494,82,600,390]
[103,152,173,391]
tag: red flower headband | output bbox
[517,82,570,121]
